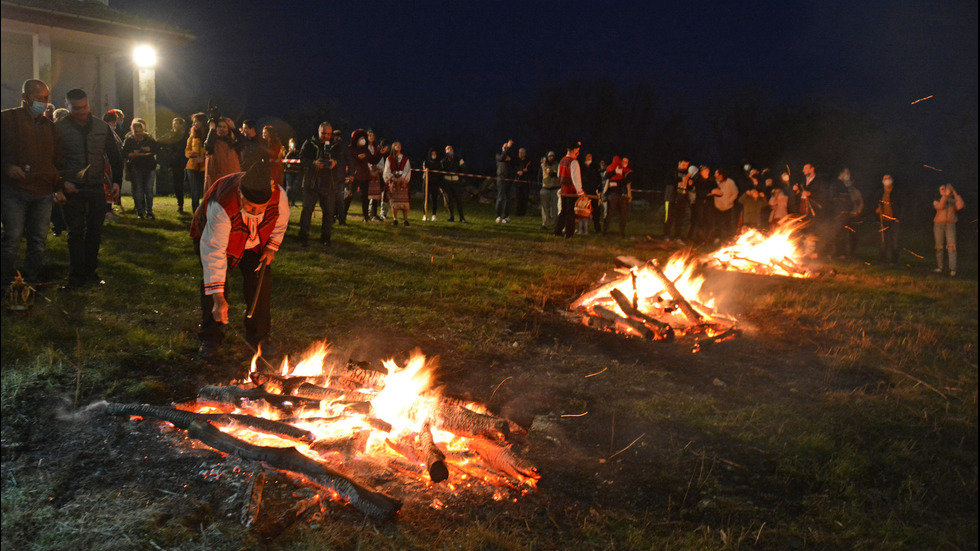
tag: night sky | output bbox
[113,0,978,179]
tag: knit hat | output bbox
[240,158,272,204]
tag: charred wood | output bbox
[106,403,316,443]
[247,372,312,395]
[468,438,541,483]
[433,404,509,441]
[592,305,655,339]
[187,420,401,520]
[649,260,703,325]
[692,326,742,352]
[416,422,449,483]
[609,288,674,339]
[198,385,319,412]
[241,468,265,528]
[290,382,347,401]
[309,430,370,462]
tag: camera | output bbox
[207,100,222,125]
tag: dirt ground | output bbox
[0,269,966,550]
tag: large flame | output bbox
[705,221,812,278]
[183,343,538,501]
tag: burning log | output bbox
[468,438,540,483]
[340,361,387,391]
[198,385,319,412]
[248,371,313,395]
[609,288,674,339]
[291,382,348,401]
[415,422,449,483]
[433,404,510,441]
[187,420,401,520]
[649,259,703,326]
[692,326,742,353]
[309,430,370,462]
[105,403,316,443]
[592,305,655,339]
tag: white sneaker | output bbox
[950,271,956,277]
[495,217,502,223]
[933,267,943,273]
[431,215,437,221]
[502,218,510,224]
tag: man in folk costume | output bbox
[554,140,584,239]
[191,157,288,361]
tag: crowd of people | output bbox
[1,79,970,358]
[658,160,965,274]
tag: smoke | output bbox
[56,399,109,422]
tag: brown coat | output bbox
[1,105,62,195]
[204,138,241,192]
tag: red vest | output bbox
[558,156,576,195]
[190,172,282,268]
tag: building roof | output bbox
[1,0,194,46]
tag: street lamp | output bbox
[132,44,157,135]
[133,44,158,68]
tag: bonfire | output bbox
[106,344,539,521]
[570,254,738,351]
[702,221,814,278]
[570,223,816,349]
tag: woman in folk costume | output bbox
[384,141,412,226]
[204,117,242,192]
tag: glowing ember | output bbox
[109,343,541,520]
[570,252,738,348]
[703,221,813,278]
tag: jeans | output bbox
[63,186,107,284]
[284,172,299,205]
[1,185,53,285]
[170,160,186,210]
[131,168,156,215]
[495,179,514,219]
[299,185,336,243]
[540,187,559,227]
[934,222,957,271]
[186,169,204,213]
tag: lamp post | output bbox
[132,44,157,135]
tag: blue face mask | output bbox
[29,101,46,116]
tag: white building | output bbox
[1,0,192,135]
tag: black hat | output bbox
[240,158,272,204]
[567,139,582,151]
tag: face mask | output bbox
[29,101,46,116]
[358,138,366,146]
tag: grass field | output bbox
[2,196,977,550]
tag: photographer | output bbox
[932,183,965,276]
[298,121,350,247]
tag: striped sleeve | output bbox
[266,188,290,252]
[199,201,230,295]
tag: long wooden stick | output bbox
[649,260,702,325]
